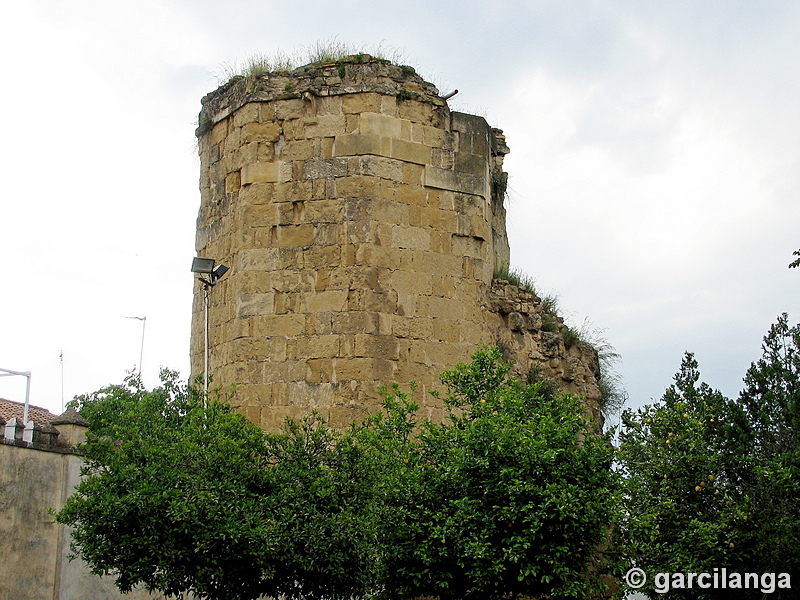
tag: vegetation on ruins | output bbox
[492,264,537,297]
[57,348,620,600]
[493,264,627,420]
[617,314,800,599]
[217,38,411,85]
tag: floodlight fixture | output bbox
[191,257,229,287]
[191,256,216,274]
[211,263,229,283]
[190,256,230,401]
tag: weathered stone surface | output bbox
[303,157,348,179]
[242,121,281,142]
[192,56,601,433]
[236,293,275,317]
[389,137,431,165]
[333,132,384,157]
[359,112,403,138]
[356,155,404,182]
[332,132,431,165]
[425,165,487,198]
[241,162,282,184]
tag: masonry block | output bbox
[305,115,346,138]
[252,314,307,337]
[292,335,341,360]
[354,334,400,360]
[277,139,314,161]
[210,119,228,145]
[233,103,260,127]
[274,223,315,247]
[391,225,431,250]
[241,162,284,184]
[304,290,349,313]
[275,99,305,120]
[389,138,431,165]
[331,311,381,335]
[425,165,487,198]
[359,112,403,138]
[356,156,404,182]
[317,96,343,116]
[236,293,275,317]
[333,132,383,157]
[242,121,281,143]
[304,158,348,179]
[225,170,241,193]
[334,357,395,382]
[342,92,382,114]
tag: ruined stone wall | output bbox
[193,57,601,430]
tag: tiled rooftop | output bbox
[0,398,59,426]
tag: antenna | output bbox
[60,349,65,413]
[125,316,147,376]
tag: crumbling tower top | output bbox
[198,55,448,136]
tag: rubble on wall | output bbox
[487,280,602,421]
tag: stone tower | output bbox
[192,56,602,429]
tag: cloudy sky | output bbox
[1,0,798,421]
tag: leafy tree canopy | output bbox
[738,313,800,580]
[60,372,381,600]
[376,348,620,600]
[619,315,800,599]
[618,354,756,599]
[57,349,620,600]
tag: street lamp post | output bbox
[190,257,229,402]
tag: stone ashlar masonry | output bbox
[192,56,602,430]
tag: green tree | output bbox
[738,314,800,580]
[618,354,757,599]
[58,372,382,600]
[619,316,800,598]
[67,369,183,435]
[376,347,621,600]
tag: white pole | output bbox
[0,368,32,424]
[23,373,31,425]
[125,316,147,377]
[203,286,209,404]
[139,317,146,377]
[60,350,65,413]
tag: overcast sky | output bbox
[1,0,798,421]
